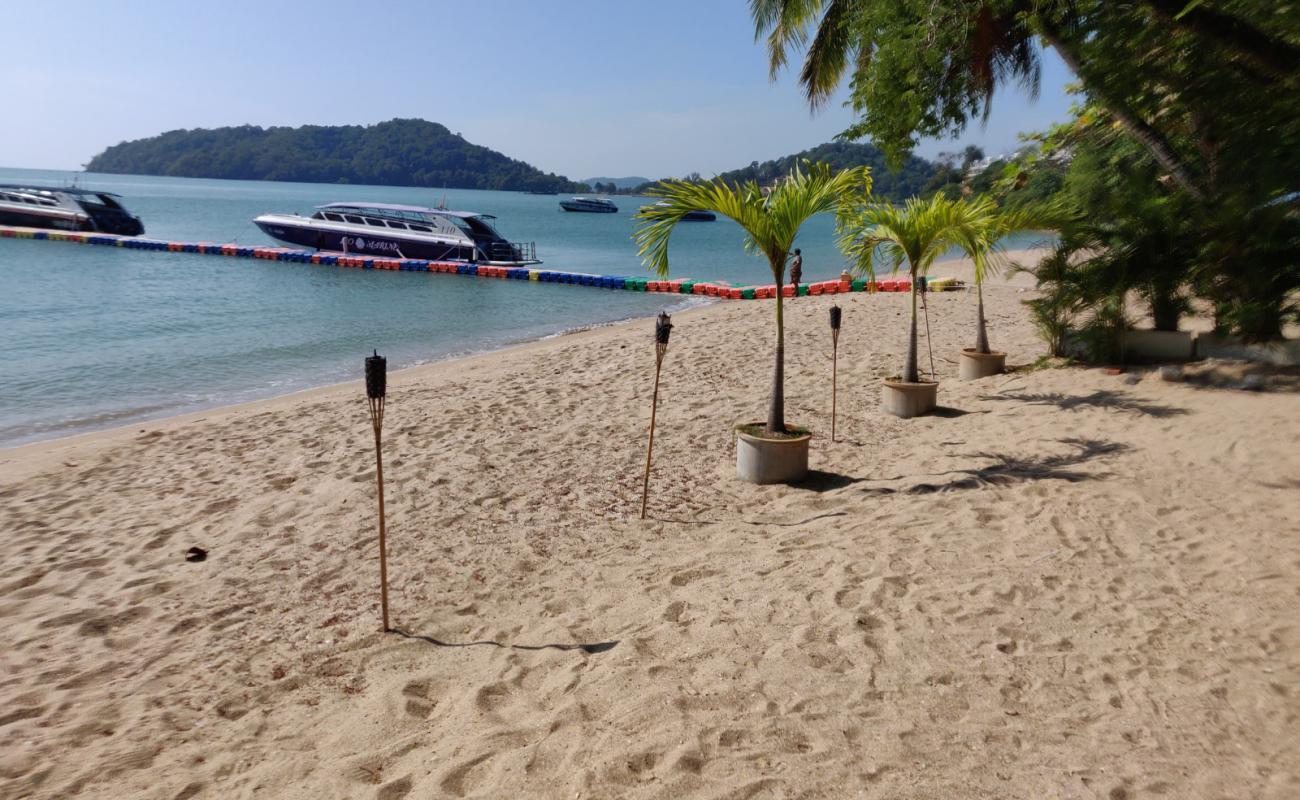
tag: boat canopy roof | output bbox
[319,202,494,220]
[0,184,123,198]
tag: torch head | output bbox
[655,312,673,347]
[365,349,387,399]
[829,304,842,331]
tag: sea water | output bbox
[0,167,1052,445]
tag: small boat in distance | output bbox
[560,197,618,213]
[253,203,540,265]
[640,200,715,221]
[0,184,145,235]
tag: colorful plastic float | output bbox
[0,225,965,300]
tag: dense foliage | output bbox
[755,0,1300,342]
[86,119,588,193]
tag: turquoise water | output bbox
[0,167,1052,446]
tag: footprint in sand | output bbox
[439,753,493,797]
[401,679,436,719]
[663,600,688,623]
[376,775,413,800]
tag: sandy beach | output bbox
[2,252,1298,799]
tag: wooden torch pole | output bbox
[640,313,672,520]
[919,276,936,381]
[365,351,390,632]
[830,304,841,442]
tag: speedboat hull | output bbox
[560,199,618,213]
[254,214,539,266]
[255,218,480,262]
[0,206,86,231]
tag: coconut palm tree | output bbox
[634,162,871,435]
[836,194,971,384]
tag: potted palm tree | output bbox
[634,162,871,483]
[952,199,1058,379]
[837,194,969,417]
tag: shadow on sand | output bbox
[930,406,978,418]
[793,470,864,492]
[861,438,1131,495]
[980,389,1188,418]
[390,629,618,655]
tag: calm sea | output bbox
[0,167,1052,446]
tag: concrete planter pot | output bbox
[958,349,1006,381]
[881,379,938,418]
[735,424,811,484]
[1122,329,1194,362]
[1195,332,1300,366]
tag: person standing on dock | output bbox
[788,249,803,297]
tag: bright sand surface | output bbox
[2,249,1298,799]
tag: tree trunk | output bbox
[767,275,786,434]
[974,281,991,353]
[1039,25,1209,201]
[903,273,920,383]
[1148,279,1183,332]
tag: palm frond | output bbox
[800,0,855,108]
[633,161,871,280]
[952,198,1072,285]
[750,0,827,81]
[836,193,974,280]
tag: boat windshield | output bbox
[76,194,127,212]
[449,215,503,239]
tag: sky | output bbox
[3,0,1076,180]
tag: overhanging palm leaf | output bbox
[751,0,1041,122]
[634,162,871,434]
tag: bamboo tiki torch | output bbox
[919,275,936,380]
[365,350,391,632]
[829,304,841,442]
[640,312,672,519]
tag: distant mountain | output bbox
[713,142,937,201]
[86,118,588,193]
[583,176,651,191]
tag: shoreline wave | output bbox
[0,293,715,450]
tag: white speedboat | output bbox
[0,184,145,235]
[559,196,618,213]
[253,202,539,264]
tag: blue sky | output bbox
[3,0,1075,179]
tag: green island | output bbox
[85,118,588,193]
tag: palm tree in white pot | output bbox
[950,198,1060,379]
[837,193,971,417]
[634,162,871,482]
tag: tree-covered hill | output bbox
[584,176,651,191]
[86,119,588,193]
[616,141,940,200]
[712,142,937,200]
